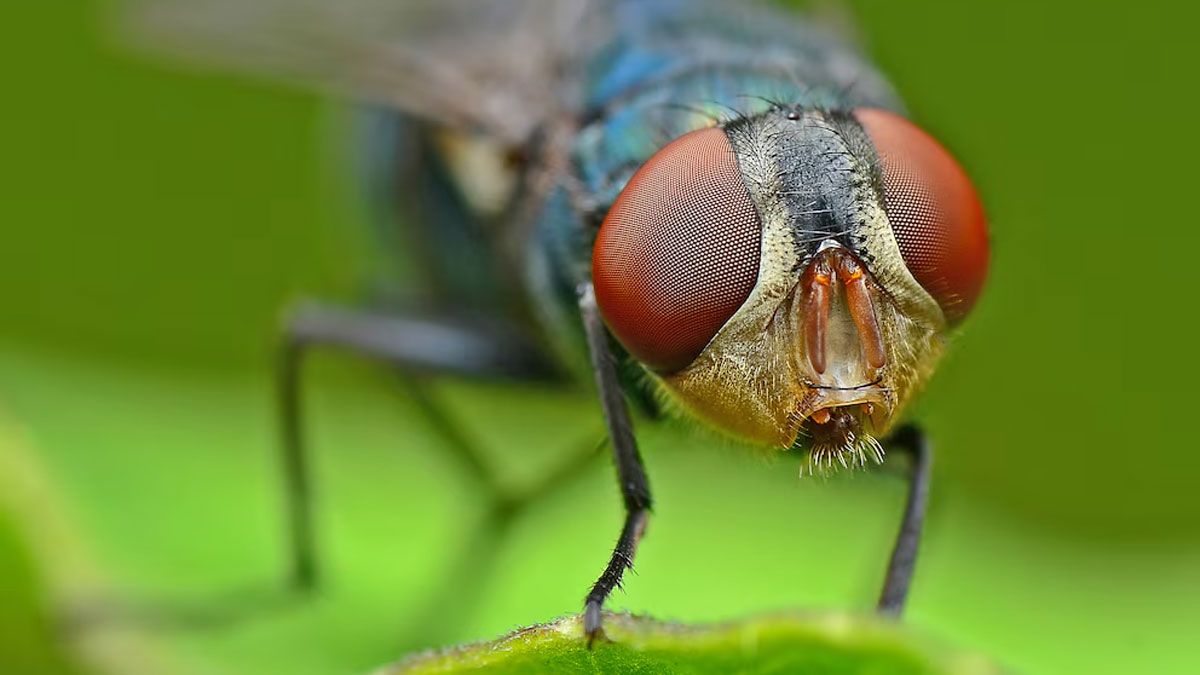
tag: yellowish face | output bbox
[659,221,946,463]
[593,108,987,472]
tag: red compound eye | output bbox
[856,108,989,324]
[592,127,762,373]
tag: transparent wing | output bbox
[119,0,606,144]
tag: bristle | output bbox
[799,431,887,479]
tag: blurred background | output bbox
[1,1,1197,673]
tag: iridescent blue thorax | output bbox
[574,0,900,207]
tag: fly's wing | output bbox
[119,0,607,145]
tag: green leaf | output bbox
[382,612,1000,675]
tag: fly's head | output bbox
[592,107,988,473]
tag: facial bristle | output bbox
[799,432,887,478]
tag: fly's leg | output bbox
[577,283,653,646]
[875,423,932,616]
[278,300,569,592]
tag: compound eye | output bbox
[856,108,989,324]
[592,127,762,373]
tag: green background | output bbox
[1,1,1197,673]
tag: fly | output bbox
[126,0,990,644]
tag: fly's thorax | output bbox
[655,109,947,448]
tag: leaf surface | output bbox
[384,612,999,675]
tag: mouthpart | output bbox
[794,392,892,477]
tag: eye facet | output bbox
[855,108,989,324]
[592,127,762,373]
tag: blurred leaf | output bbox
[384,612,999,675]
[0,514,82,675]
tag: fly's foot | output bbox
[583,600,607,648]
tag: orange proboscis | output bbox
[834,255,888,370]
[800,258,833,375]
[800,247,888,377]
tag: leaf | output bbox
[380,611,1001,674]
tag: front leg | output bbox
[876,423,932,616]
[577,283,653,646]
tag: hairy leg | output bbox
[576,283,653,645]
